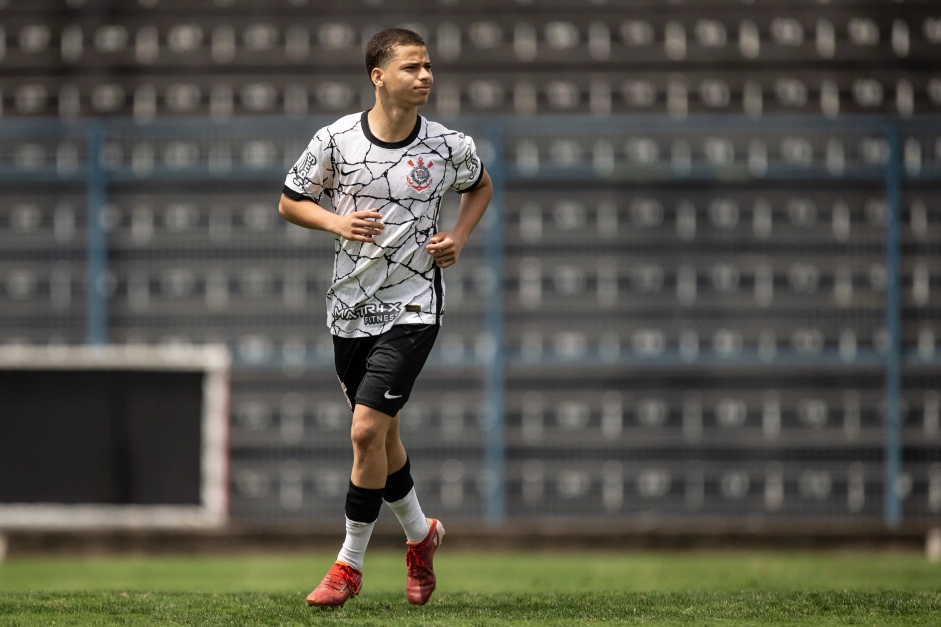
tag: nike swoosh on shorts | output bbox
[384,391,403,399]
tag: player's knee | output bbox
[350,421,385,453]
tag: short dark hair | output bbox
[364,28,427,78]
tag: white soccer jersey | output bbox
[283,111,484,338]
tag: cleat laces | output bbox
[406,546,427,574]
[324,563,361,594]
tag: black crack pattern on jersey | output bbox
[283,113,482,337]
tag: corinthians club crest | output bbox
[406,157,434,191]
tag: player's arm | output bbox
[278,193,384,243]
[426,168,493,268]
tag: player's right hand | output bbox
[336,209,384,243]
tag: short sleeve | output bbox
[283,132,332,204]
[450,132,485,194]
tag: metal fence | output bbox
[1,114,939,528]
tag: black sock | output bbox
[345,482,384,523]
[383,457,415,503]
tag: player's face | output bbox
[379,45,433,107]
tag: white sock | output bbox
[336,517,375,571]
[385,487,430,543]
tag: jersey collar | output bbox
[361,110,422,149]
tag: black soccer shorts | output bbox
[333,324,440,417]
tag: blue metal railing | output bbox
[883,125,903,528]
[85,124,108,346]
[482,122,507,524]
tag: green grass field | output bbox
[1,550,939,626]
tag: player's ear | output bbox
[371,67,383,88]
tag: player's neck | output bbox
[367,102,419,144]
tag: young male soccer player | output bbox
[277,28,493,607]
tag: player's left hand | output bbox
[426,233,465,268]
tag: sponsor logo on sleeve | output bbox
[292,152,317,187]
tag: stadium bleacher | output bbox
[1,0,939,527]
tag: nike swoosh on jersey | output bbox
[384,391,403,399]
[338,164,363,176]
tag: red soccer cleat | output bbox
[306,561,362,608]
[405,518,445,605]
